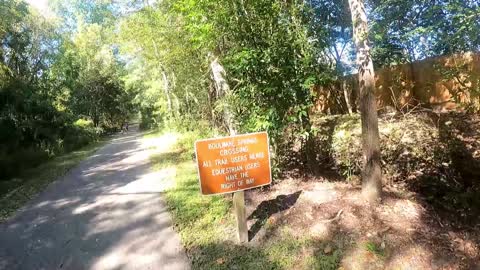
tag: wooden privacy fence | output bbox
[313,52,480,114]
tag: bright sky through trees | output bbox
[25,0,53,17]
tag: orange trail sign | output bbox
[195,132,272,195]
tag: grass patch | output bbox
[365,241,386,258]
[148,130,343,269]
[0,137,109,221]
[308,249,343,270]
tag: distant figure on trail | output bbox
[121,122,129,134]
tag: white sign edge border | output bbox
[194,131,272,196]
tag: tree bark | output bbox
[210,57,247,243]
[210,57,236,135]
[151,37,173,118]
[161,71,172,115]
[348,0,382,202]
[342,80,353,115]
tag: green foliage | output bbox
[0,138,107,221]
[113,0,478,176]
[0,116,100,180]
[74,118,94,128]
[164,118,222,160]
[148,131,345,270]
[118,2,210,129]
[52,21,134,129]
[308,112,480,223]
[311,113,449,182]
[2,0,479,228]
[369,0,480,67]
[365,241,385,258]
[116,0,336,148]
[309,249,343,270]
[434,56,480,112]
[311,0,480,69]
[220,0,330,135]
[0,0,135,180]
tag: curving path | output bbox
[0,126,189,270]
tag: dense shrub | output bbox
[73,119,94,128]
[62,120,101,152]
[0,147,50,180]
[310,113,451,183]
[139,107,162,130]
[0,118,100,181]
[299,112,480,223]
[169,117,221,156]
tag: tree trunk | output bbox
[151,36,173,119]
[210,57,236,135]
[161,71,172,115]
[343,80,353,115]
[348,0,382,202]
[210,57,247,243]
[93,110,99,127]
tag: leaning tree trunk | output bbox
[210,57,248,243]
[342,80,353,115]
[210,57,236,135]
[348,0,382,202]
[161,71,172,116]
[151,37,173,119]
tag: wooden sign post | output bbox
[233,190,247,243]
[194,132,272,243]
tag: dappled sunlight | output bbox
[341,241,385,270]
[384,244,433,269]
[445,233,479,260]
[110,134,139,143]
[51,197,81,209]
[301,183,338,205]
[375,198,424,232]
[29,215,50,228]
[113,168,176,194]
[142,133,178,152]
[84,195,162,238]
[310,222,334,241]
[88,154,103,159]
[3,0,479,268]
[90,221,188,270]
[0,129,189,269]
[33,201,51,209]
[72,201,100,215]
[243,176,480,269]
[83,163,142,177]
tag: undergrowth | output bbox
[304,111,480,224]
[0,137,108,221]
[147,129,343,270]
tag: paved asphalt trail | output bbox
[0,126,190,270]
